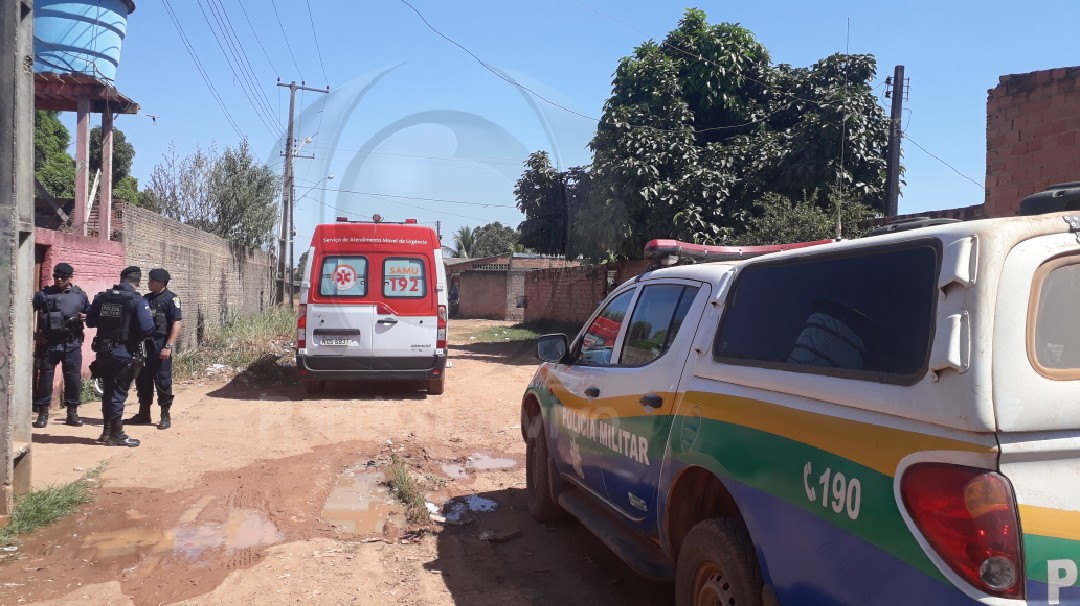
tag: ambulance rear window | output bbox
[1030,257,1080,377]
[319,257,368,297]
[383,257,427,298]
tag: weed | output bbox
[80,378,100,404]
[172,306,296,381]
[463,320,582,344]
[0,464,106,546]
[385,454,430,525]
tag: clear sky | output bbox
[55,0,1080,256]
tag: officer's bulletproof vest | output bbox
[38,285,85,340]
[95,288,140,346]
[147,291,169,337]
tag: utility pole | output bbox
[276,80,329,307]
[884,65,906,218]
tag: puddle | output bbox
[321,465,404,534]
[445,494,499,524]
[442,453,518,479]
[79,507,282,575]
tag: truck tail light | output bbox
[297,304,307,349]
[437,305,447,349]
[900,463,1024,599]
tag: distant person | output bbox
[129,268,182,430]
[86,266,154,447]
[31,262,91,428]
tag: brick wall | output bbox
[985,66,1080,216]
[459,271,508,319]
[524,260,649,326]
[116,202,276,350]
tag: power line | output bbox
[903,135,985,190]
[305,0,330,85]
[234,0,279,75]
[311,186,517,209]
[209,0,278,122]
[161,0,244,139]
[269,0,304,78]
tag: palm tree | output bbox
[454,226,475,258]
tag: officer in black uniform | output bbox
[130,268,183,430]
[86,266,155,447]
[32,262,91,428]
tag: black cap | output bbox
[120,266,142,280]
[148,268,171,283]
[53,262,74,277]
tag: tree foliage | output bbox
[89,126,135,185]
[146,139,280,249]
[453,225,476,258]
[515,8,890,260]
[732,190,877,245]
[471,222,520,259]
[34,111,75,198]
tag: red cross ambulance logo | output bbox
[333,264,357,290]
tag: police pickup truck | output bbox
[521,183,1080,605]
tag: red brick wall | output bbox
[459,271,508,319]
[523,260,649,326]
[985,67,1080,216]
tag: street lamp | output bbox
[288,174,334,306]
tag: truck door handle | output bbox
[377,318,398,325]
[639,393,663,409]
[584,387,600,397]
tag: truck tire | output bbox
[525,419,567,522]
[676,517,764,606]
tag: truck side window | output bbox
[575,289,635,366]
[1031,258,1080,374]
[319,256,368,297]
[714,242,939,383]
[620,284,699,366]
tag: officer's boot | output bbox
[32,407,49,428]
[126,403,153,425]
[65,405,84,427]
[96,424,111,443]
[157,407,171,430]
[105,419,140,447]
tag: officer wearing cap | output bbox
[31,262,91,428]
[130,268,183,430]
[85,266,155,447]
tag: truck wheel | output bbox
[525,419,567,522]
[304,381,325,394]
[676,517,764,606]
[427,376,445,395]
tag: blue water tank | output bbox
[33,0,136,84]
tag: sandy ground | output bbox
[0,319,673,606]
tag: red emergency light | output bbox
[643,238,834,265]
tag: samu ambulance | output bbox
[296,217,448,394]
[522,183,1080,605]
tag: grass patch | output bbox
[172,305,296,381]
[462,320,583,344]
[385,454,430,525]
[80,378,99,403]
[0,465,105,546]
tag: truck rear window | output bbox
[1030,257,1080,377]
[383,257,427,298]
[318,256,368,297]
[714,242,939,383]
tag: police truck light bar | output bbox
[644,238,835,266]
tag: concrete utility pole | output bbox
[276,80,329,308]
[884,65,906,217]
[1,0,37,518]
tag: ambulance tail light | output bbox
[437,305,447,349]
[296,304,307,349]
[900,463,1024,599]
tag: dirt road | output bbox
[1,319,673,605]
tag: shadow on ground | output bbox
[431,486,674,606]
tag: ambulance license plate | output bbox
[321,337,354,346]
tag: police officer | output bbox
[85,266,154,447]
[32,262,91,428]
[130,268,182,430]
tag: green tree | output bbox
[34,111,75,198]
[516,9,891,260]
[294,250,309,282]
[471,222,519,258]
[453,225,476,258]
[146,139,279,249]
[733,190,878,246]
[89,126,135,184]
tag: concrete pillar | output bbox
[74,95,90,235]
[100,111,113,239]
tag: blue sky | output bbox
[54,1,1080,255]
